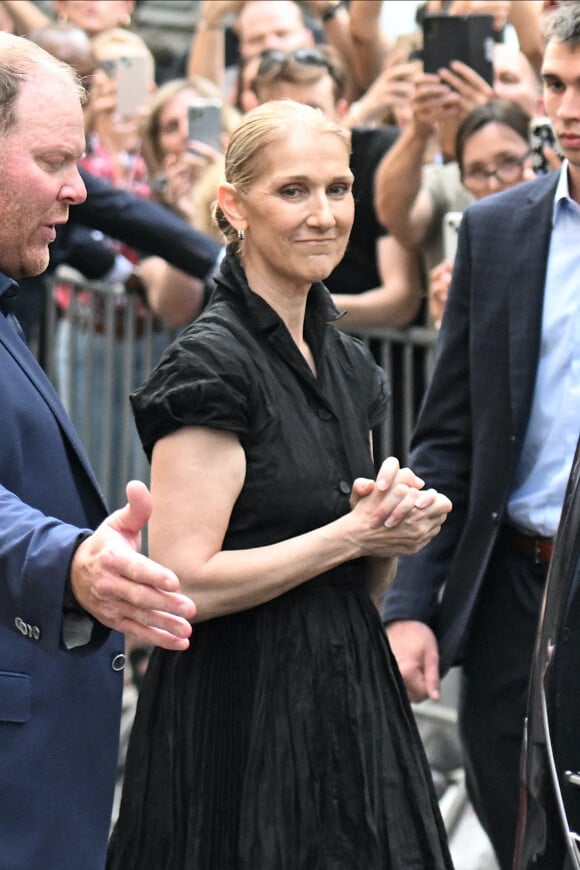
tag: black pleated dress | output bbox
[107,253,454,870]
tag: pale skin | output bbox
[147,124,452,622]
[387,35,580,705]
[0,59,195,650]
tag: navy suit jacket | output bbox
[382,171,559,675]
[0,280,125,869]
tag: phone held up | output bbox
[529,116,563,175]
[187,98,223,154]
[99,55,150,117]
[422,13,496,86]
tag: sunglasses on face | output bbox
[255,48,343,87]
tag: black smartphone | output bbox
[187,98,223,152]
[529,116,562,175]
[422,14,495,85]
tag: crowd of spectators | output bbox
[0,0,550,345]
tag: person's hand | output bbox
[161,147,219,222]
[83,68,118,134]
[435,60,494,159]
[428,259,453,328]
[349,457,452,557]
[197,0,243,28]
[409,73,462,139]
[346,52,420,127]
[70,480,196,650]
[438,59,494,116]
[448,0,511,32]
[386,619,441,702]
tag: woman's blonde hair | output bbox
[214,100,351,255]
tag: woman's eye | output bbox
[329,183,351,196]
[280,186,303,198]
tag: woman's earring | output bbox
[238,229,245,241]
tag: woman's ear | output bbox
[217,182,247,233]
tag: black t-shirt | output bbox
[324,125,399,295]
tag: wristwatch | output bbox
[321,1,345,23]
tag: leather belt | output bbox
[499,526,554,565]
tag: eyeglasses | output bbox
[462,151,531,189]
[255,48,343,88]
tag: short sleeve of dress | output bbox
[130,327,251,460]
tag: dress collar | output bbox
[212,248,343,335]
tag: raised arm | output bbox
[186,0,243,87]
[348,0,392,92]
[0,0,51,35]
[332,234,422,329]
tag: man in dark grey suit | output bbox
[0,32,196,869]
[382,5,580,869]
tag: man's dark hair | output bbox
[543,2,580,46]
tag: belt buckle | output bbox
[533,538,542,565]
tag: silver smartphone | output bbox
[187,98,223,152]
[100,55,149,117]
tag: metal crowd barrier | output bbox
[44,266,176,510]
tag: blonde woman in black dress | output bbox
[108,100,454,870]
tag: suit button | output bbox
[111,654,126,672]
[338,480,351,495]
[317,407,333,421]
[15,617,27,636]
[14,617,40,640]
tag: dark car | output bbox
[514,438,580,869]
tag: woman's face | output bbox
[461,121,532,201]
[156,88,200,158]
[54,1,134,36]
[234,124,354,291]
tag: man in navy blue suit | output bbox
[382,5,580,869]
[0,32,196,870]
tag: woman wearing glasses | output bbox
[429,98,538,327]
[107,100,453,870]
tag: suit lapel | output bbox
[0,315,106,505]
[507,174,559,439]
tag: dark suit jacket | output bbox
[382,171,559,675]
[0,277,125,868]
[57,167,223,280]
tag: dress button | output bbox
[317,407,333,421]
[338,480,351,495]
[111,654,126,672]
